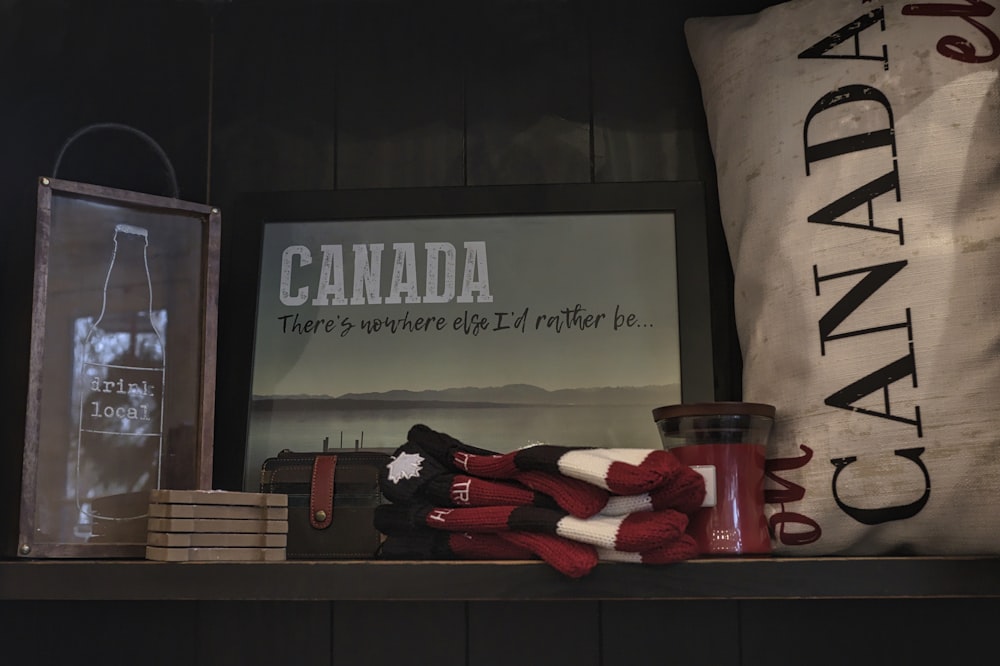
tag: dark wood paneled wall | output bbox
[207,0,722,202]
[2,1,993,664]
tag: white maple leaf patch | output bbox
[387,451,424,483]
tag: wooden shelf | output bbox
[4,556,1000,601]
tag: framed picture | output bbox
[219,181,719,492]
[17,177,221,558]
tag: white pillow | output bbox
[686,0,1000,555]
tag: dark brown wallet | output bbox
[259,449,390,559]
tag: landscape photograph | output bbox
[243,210,682,489]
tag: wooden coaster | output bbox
[145,545,286,562]
[147,531,287,549]
[149,489,287,507]
[148,503,288,521]
[147,517,288,534]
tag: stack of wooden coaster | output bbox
[145,489,289,562]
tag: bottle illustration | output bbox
[76,223,166,532]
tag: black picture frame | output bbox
[215,181,722,491]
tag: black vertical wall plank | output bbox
[601,600,741,666]
[0,1,210,202]
[740,599,1000,666]
[0,601,196,664]
[332,601,467,666]
[464,0,591,186]
[210,0,339,216]
[197,600,331,666]
[335,0,465,189]
[468,601,601,666]
[590,1,705,183]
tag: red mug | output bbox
[652,402,775,556]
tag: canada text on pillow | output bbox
[686,1,1000,555]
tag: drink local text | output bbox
[87,376,157,422]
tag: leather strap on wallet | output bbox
[309,455,337,530]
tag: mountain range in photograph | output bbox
[252,383,679,411]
